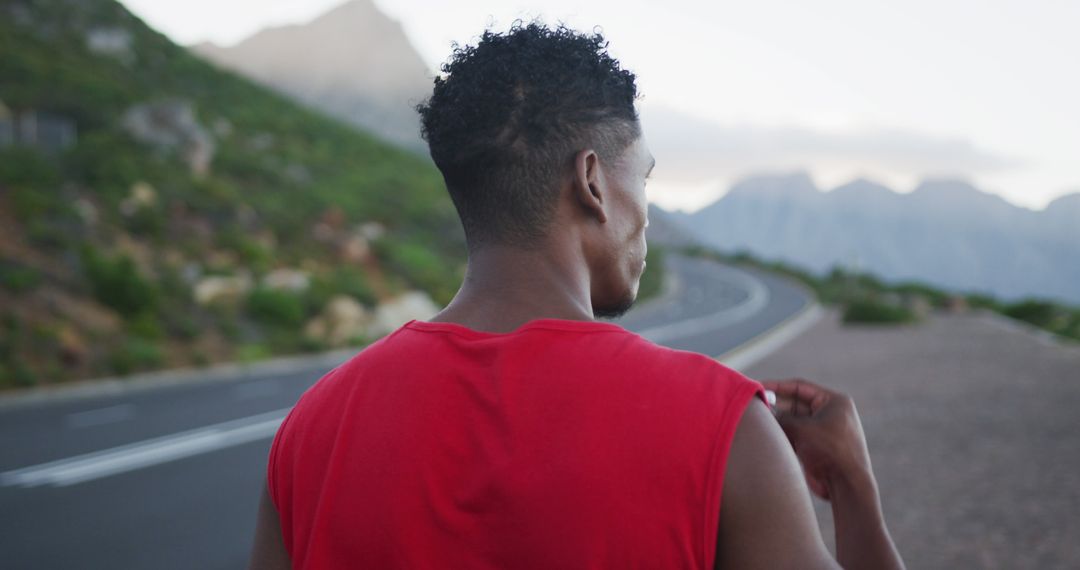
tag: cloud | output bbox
[641,105,1021,188]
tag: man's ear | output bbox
[572,148,607,224]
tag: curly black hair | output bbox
[416,21,641,250]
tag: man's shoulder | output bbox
[288,325,412,409]
[622,331,748,378]
[587,329,760,400]
[297,323,754,404]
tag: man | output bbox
[249,22,904,569]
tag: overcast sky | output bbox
[120,0,1079,213]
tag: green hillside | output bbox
[0,0,470,387]
[0,0,672,389]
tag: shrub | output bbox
[1,265,42,294]
[894,281,950,308]
[246,287,305,328]
[0,358,38,388]
[842,298,916,324]
[68,132,143,199]
[157,264,193,304]
[217,312,241,340]
[235,343,271,363]
[1063,311,1080,341]
[374,237,455,305]
[191,350,210,368]
[637,246,666,301]
[0,149,62,220]
[264,329,309,353]
[164,311,199,340]
[217,226,272,273]
[966,293,1002,312]
[10,186,61,219]
[108,338,163,376]
[305,266,376,312]
[124,206,165,239]
[25,219,72,250]
[81,248,159,317]
[1003,300,1059,329]
[346,334,371,348]
[127,311,164,340]
[298,335,328,353]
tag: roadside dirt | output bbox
[746,309,1080,570]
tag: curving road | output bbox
[0,251,812,569]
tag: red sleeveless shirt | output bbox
[268,318,766,569]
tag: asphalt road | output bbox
[0,252,811,569]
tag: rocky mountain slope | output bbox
[192,0,432,151]
[0,0,465,388]
[671,172,1080,303]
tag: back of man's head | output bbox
[416,21,641,251]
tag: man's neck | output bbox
[429,243,595,333]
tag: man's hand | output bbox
[761,378,873,501]
[760,378,906,570]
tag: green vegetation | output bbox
[108,338,164,376]
[1002,300,1080,339]
[636,246,666,302]
[246,288,305,329]
[0,263,42,294]
[0,0,474,387]
[677,244,1080,340]
[306,267,377,309]
[81,247,159,318]
[372,236,461,306]
[0,315,56,387]
[1003,300,1059,329]
[842,299,916,324]
[0,316,37,388]
[235,343,272,364]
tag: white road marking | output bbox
[719,303,825,371]
[2,408,290,488]
[636,268,770,344]
[65,404,134,429]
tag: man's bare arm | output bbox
[248,483,291,570]
[716,397,839,569]
[763,378,904,570]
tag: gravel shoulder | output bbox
[745,309,1080,570]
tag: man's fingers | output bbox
[767,387,811,417]
[806,473,831,501]
[762,378,826,398]
[799,394,813,416]
[771,390,815,415]
[761,378,833,415]
[773,397,793,415]
[775,407,810,432]
[773,395,817,417]
[759,379,785,392]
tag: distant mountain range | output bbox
[645,204,701,249]
[666,173,1080,304]
[192,0,431,151]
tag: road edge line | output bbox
[716,301,825,372]
[0,347,359,412]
